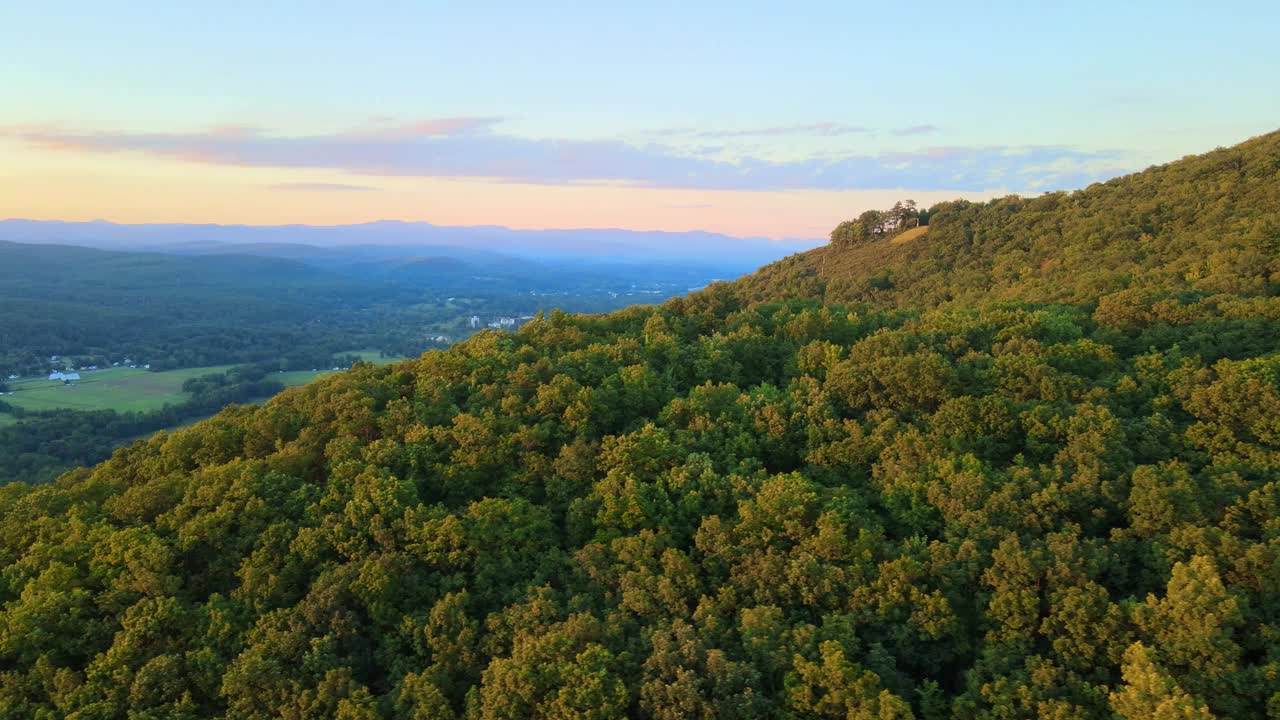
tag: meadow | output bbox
[1,350,406,418]
[273,350,408,387]
[4,365,239,414]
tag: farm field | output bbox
[271,350,408,387]
[340,349,408,364]
[1,351,408,420]
[2,365,239,414]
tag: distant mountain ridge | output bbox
[0,218,822,267]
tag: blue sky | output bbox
[1,1,1277,237]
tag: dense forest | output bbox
[1,131,1278,718]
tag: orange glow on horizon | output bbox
[0,140,1005,239]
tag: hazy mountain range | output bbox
[0,219,823,269]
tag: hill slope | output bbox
[737,130,1280,308]
[2,133,1279,719]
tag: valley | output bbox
[0,237,770,485]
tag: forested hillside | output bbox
[737,130,1280,308]
[1,133,1279,719]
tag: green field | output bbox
[3,365,239,414]
[1,351,408,420]
[271,350,407,387]
[340,349,408,365]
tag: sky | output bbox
[2,1,1277,239]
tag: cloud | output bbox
[356,117,504,138]
[699,123,871,138]
[648,123,870,138]
[268,182,377,192]
[893,124,940,136]
[2,120,1133,192]
[654,123,944,139]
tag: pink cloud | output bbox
[356,117,503,139]
[0,120,1133,192]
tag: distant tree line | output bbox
[829,200,925,247]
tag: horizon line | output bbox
[0,217,829,244]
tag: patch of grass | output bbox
[891,225,930,245]
[0,413,16,427]
[4,365,237,414]
[336,349,408,365]
[4,352,407,417]
[269,351,408,388]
